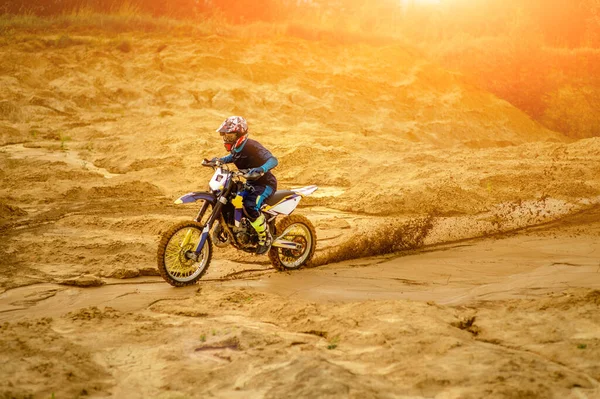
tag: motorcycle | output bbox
[157,159,318,286]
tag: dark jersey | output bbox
[231,138,277,189]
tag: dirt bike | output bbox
[157,159,318,287]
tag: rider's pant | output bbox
[242,184,274,221]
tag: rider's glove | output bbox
[202,157,220,167]
[246,167,264,181]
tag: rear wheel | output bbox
[157,221,212,286]
[269,214,316,271]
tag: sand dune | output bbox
[1,31,599,398]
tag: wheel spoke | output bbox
[161,225,210,283]
[276,222,312,268]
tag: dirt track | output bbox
[1,209,599,398]
[2,205,600,320]
[1,31,600,398]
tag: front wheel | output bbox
[157,221,212,286]
[269,214,317,271]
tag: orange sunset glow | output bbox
[1,1,599,398]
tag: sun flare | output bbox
[401,0,442,6]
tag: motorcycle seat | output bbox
[265,190,296,206]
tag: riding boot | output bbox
[250,214,272,255]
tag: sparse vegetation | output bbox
[327,336,340,350]
[59,132,71,151]
[0,11,213,36]
[543,84,600,139]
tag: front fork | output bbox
[180,198,216,256]
[194,201,210,223]
[193,198,225,255]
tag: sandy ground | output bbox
[1,31,600,398]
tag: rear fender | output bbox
[174,192,216,205]
[264,195,301,215]
[292,185,318,196]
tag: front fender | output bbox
[174,191,216,205]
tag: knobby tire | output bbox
[268,214,317,271]
[157,221,213,287]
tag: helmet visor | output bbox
[222,132,237,143]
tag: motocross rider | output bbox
[212,116,278,255]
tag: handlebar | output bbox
[202,158,264,181]
[202,158,221,168]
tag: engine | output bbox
[235,230,252,247]
[233,219,257,249]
